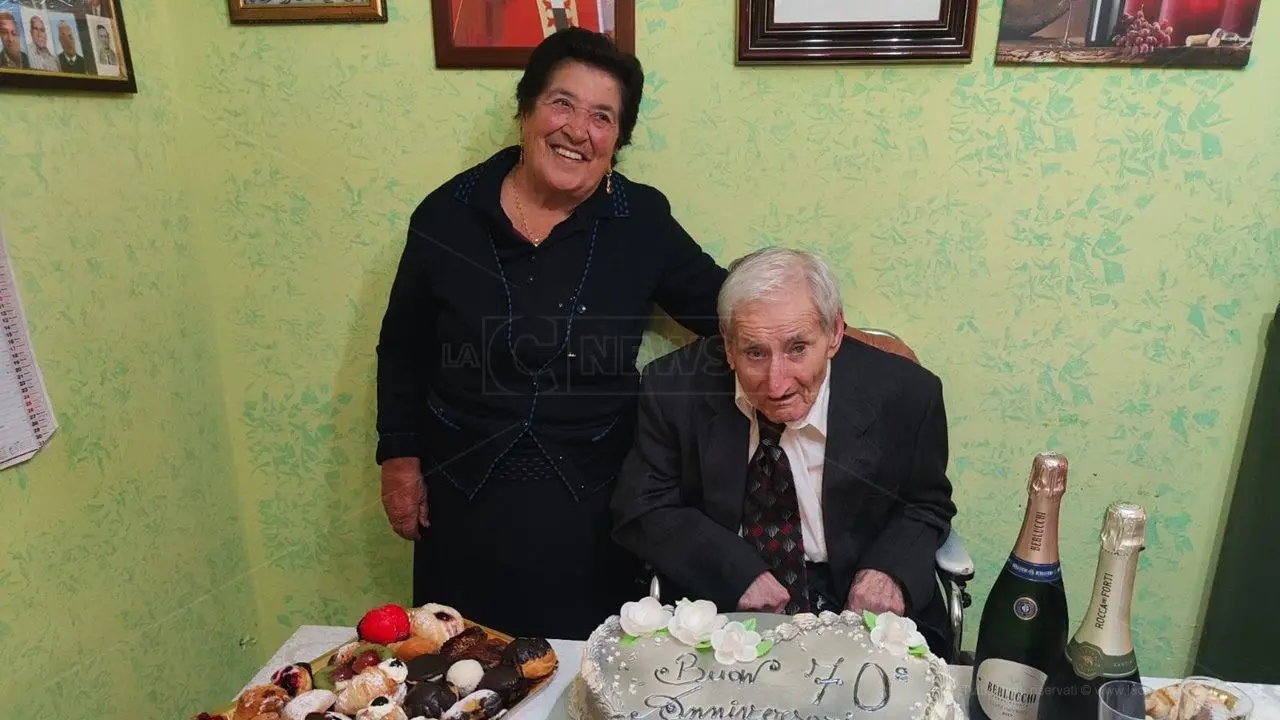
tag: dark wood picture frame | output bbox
[227,0,388,24]
[430,0,635,69]
[0,0,137,93]
[737,0,980,64]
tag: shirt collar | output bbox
[451,145,631,220]
[733,359,831,437]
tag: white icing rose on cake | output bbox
[710,621,762,665]
[666,598,727,646]
[865,611,927,656]
[620,596,672,637]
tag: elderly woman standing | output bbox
[376,28,726,640]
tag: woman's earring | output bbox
[606,168,614,195]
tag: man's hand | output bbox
[846,569,907,616]
[381,457,428,541]
[738,572,791,613]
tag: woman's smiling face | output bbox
[519,60,622,198]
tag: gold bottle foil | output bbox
[1100,501,1147,554]
[1027,451,1068,498]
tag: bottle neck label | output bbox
[1065,639,1138,680]
[1072,548,1139,657]
[1007,556,1062,583]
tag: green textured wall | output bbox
[1,0,1278,717]
[0,1,258,717]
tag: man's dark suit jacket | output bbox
[611,335,957,637]
[58,53,86,74]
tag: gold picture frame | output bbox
[0,0,137,94]
[227,0,389,24]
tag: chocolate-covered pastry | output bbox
[303,713,350,720]
[403,680,458,719]
[405,653,451,684]
[466,639,506,670]
[500,638,557,681]
[438,626,486,662]
[476,665,525,705]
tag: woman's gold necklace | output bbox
[511,177,543,246]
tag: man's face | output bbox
[30,17,47,50]
[0,17,20,60]
[96,26,108,44]
[58,23,73,54]
[723,285,843,425]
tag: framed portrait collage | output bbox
[0,0,133,92]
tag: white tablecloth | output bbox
[246,626,1280,719]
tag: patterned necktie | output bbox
[742,411,810,614]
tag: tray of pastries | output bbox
[191,602,558,720]
[1146,681,1252,720]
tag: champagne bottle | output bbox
[1037,501,1148,720]
[969,452,1070,720]
[1087,0,1124,45]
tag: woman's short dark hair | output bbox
[515,27,645,152]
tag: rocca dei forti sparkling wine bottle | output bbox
[1037,501,1148,720]
[969,452,1070,720]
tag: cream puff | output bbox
[445,660,485,696]
[409,604,466,653]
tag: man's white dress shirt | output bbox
[734,360,831,563]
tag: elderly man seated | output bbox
[610,246,957,658]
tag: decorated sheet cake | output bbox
[191,602,557,720]
[571,597,965,720]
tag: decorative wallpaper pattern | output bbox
[0,2,259,718]
[0,0,1277,717]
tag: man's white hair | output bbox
[717,247,843,336]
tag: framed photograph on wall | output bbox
[994,0,1262,68]
[430,0,635,68]
[227,0,389,24]
[0,0,136,93]
[737,0,980,64]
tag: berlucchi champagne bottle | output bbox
[969,452,1070,720]
[1036,501,1148,720]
